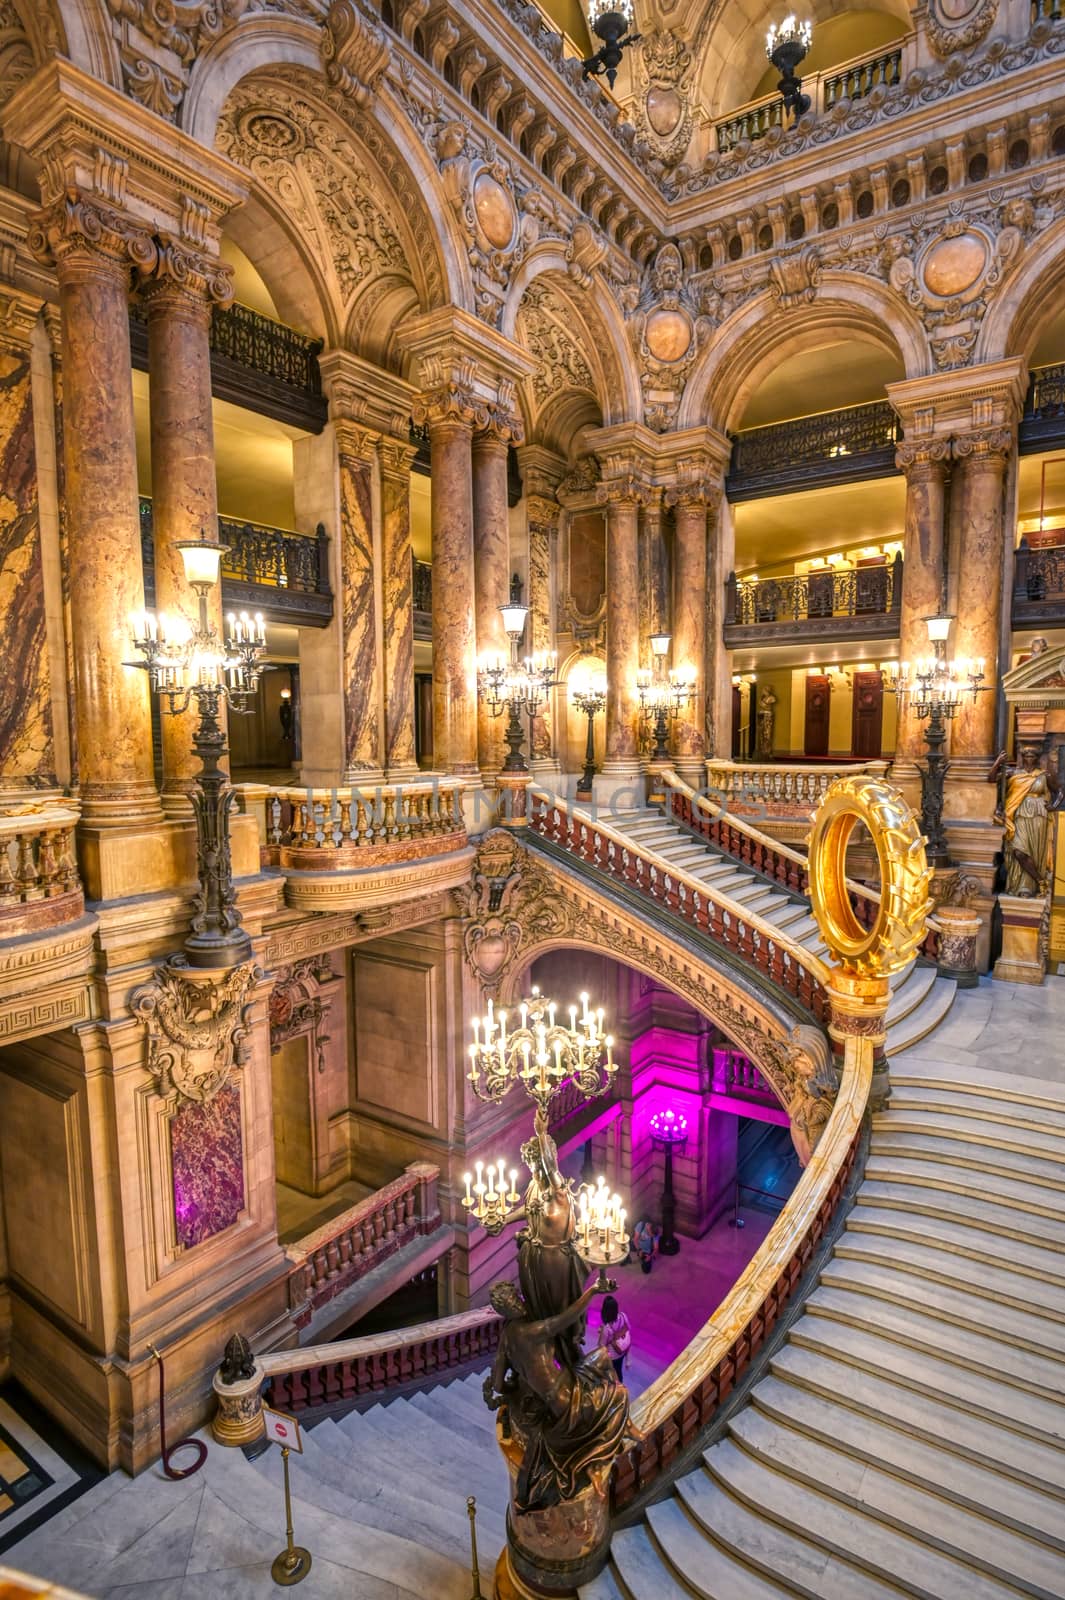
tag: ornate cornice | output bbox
[322,0,392,108]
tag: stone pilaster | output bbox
[336,420,384,777]
[894,441,951,769]
[519,445,565,772]
[0,290,56,798]
[378,437,419,776]
[139,240,235,812]
[28,190,163,829]
[601,474,647,775]
[666,481,709,774]
[473,404,521,776]
[638,492,667,674]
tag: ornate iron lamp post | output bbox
[129,528,268,968]
[636,632,695,763]
[479,578,557,774]
[885,616,987,867]
[766,15,813,120]
[571,672,607,799]
[581,0,640,88]
[649,1106,688,1256]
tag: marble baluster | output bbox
[415,387,483,776]
[379,437,419,776]
[0,296,56,797]
[141,241,234,811]
[669,486,708,771]
[337,422,383,777]
[472,420,512,775]
[951,428,1013,769]
[603,486,643,772]
[895,444,950,766]
[29,192,162,826]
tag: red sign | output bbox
[263,1405,304,1453]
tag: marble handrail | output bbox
[703,758,883,813]
[614,1033,872,1507]
[284,1162,442,1323]
[528,788,832,1023]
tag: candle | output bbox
[509,1169,519,1202]
[463,1172,472,1206]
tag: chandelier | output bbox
[478,578,558,773]
[581,0,640,89]
[468,986,617,1113]
[576,1174,629,1286]
[635,633,695,762]
[765,15,813,119]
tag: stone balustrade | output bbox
[0,804,84,938]
[715,39,910,150]
[703,758,887,817]
[285,1162,442,1328]
[239,778,466,871]
[713,1047,774,1102]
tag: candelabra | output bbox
[636,633,695,763]
[581,0,640,88]
[462,1159,522,1231]
[468,986,617,1114]
[766,15,813,120]
[649,1107,688,1256]
[479,578,558,773]
[571,673,607,799]
[575,1174,629,1289]
[884,616,987,866]
[129,528,268,967]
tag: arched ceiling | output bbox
[739,337,904,429]
[515,276,604,455]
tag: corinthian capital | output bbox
[477,402,524,447]
[665,479,720,512]
[412,377,488,433]
[952,425,1014,464]
[598,470,653,509]
[139,233,235,309]
[27,188,157,276]
[895,438,952,475]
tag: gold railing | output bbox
[238,778,466,867]
[0,803,83,935]
[616,1033,871,1504]
[285,1163,443,1327]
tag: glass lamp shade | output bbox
[176,535,227,590]
[766,15,813,55]
[650,632,672,658]
[925,615,953,643]
[500,601,529,639]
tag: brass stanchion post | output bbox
[270,1441,312,1586]
[467,1495,485,1599]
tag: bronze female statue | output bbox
[990,745,1059,897]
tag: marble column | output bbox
[472,421,512,775]
[415,389,482,775]
[0,295,56,797]
[43,305,76,787]
[705,490,731,758]
[603,486,643,773]
[951,427,1013,769]
[378,437,418,775]
[527,491,561,765]
[668,487,708,769]
[895,443,950,766]
[336,422,383,777]
[29,193,162,826]
[638,495,667,672]
[141,243,234,811]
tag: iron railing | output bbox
[724,556,902,646]
[727,399,901,499]
[140,499,333,628]
[1012,537,1065,625]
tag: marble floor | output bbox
[889,970,1065,1091]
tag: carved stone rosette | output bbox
[130,957,262,1104]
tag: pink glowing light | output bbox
[649,1107,688,1143]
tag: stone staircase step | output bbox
[751,1369,1065,1551]
[789,1311,1065,1448]
[820,1252,1065,1359]
[579,1558,632,1600]
[408,1387,496,1447]
[702,1435,1032,1600]
[336,1399,507,1513]
[835,1227,1065,1322]
[847,1203,1065,1288]
[759,901,813,931]
[865,1151,1065,1219]
[805,1281,1065,1400]
[444,1373,497,1425]
[888,1084,1065,1134]
[868,1127,1065,1193]
[883,964,937,1026]
[677,1455,913,1600]
[882,978,957,1055]
[770,1342,1065,1500]
[870,1108,1065,1164]
[855,1179,1065,1250]
[641,1497,802,1599]
[890,1061,1065,1109]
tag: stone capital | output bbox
[319,347,415,439]
[0,284,44,352]
[412,371,487,435]
[396,305,534,417]
[664,478,719,512]
[475,402,524,447]
[333,417,382,465]
[598,468,654,509]
[894,438,952,476]
[516,443,566,503]
[887,357,1028,447]
[951,425,1014,465]
[138,233,235,311]
[377,435,419,479]
[27,188,158,278]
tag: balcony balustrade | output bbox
[715,42,907,152]
[704,758,886,818]
[140,499,333,628]
[130,299,326,432]
[1012,537,1065,626]
[1019,362,1065,454]
[0,804,83,939]
[724,555,901,648]
[727,400,901,500]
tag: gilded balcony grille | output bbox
[1013,538,1065,625]
[727,400,901,499]
[1019,362,1065,453]
[725,555,902,646]
[412,556,433,614]
[140,498,333,627]
[823,47,902,107]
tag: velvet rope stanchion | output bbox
[148,1343,208,1480]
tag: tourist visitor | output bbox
[596,1294,632,1381]
[632,1217,660,1274]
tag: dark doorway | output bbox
[804,674,831,757]
[851,670,884,759]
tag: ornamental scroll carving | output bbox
[623,243,713,432]
[269,956,334,1074]
[925,0,998,59]
[130,958,261,1105]
[632,31,694,171]
[322,0,391,107]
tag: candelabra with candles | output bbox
[478,578,558,774]
[575,1174,629,1290]
[766,15,813,120]
[649,1108,688,1256]
[581,0,640,88]
[128,528,268,967]
[884,615,987,866]
[570,672,607,799]
[636,633,695,763]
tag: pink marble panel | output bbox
[170,1084,245,1250]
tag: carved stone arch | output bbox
[223,190,335,347]
[0,2,38,116]
[25,0,119,86]
[976,212,1065,367]
[343,274,422,370]
[182,14,323,147]
[677,277,928,432]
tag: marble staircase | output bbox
[581,1047,1065,1600]
[600,808,957,1056]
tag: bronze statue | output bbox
[756,686,777,758]
[484,1276,630,1513]
[990,745,1059,897]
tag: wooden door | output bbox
[731,685,743,758]
[851,671,884,759]
[804,675,831,757]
